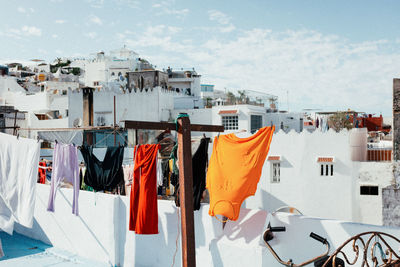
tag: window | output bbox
[251,115,262,133]
[271,162,280,183]
[320,164,333,176]
[62,90,67,95]
[222,115,238,130]
[360,186,379,195]
[93,81,100,86]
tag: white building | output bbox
[81,48,141,89]
[243,128,392,226]
[173,104,305,135]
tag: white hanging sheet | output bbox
[0,133,40,234]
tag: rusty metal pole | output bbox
[13,110,17,136]
[177,116,196,267]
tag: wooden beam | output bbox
[177,116,196,267]
[123,120,224,132]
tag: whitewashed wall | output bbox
[244,129,392,225]
[14,184,400,267]
[68,88,174,127]
[355,162,393,225]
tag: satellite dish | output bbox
[73,118,82,127]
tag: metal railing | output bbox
[367,149,392,162]
[322,231,400,267]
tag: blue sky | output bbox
[1,0,400,116]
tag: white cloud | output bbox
[152,0,189,18]
[208,10,235,33]
[17,7,26,13]
[17,7,34,13]
[126,25,188,52]
[88,14,102,25]
[6,26,42,38]
[52,34,58,38]
[114,0,139,8]
[86,0,104,8]
[129,27,399,115]
[208,10,230,25]
[86,32,97,39]
[21,26,42,36]
[55,20,66,24]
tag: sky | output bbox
[1,0,400,116]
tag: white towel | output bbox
[0,133,40,234]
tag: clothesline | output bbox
[17,126,119,131]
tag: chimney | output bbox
[393,79,400,160]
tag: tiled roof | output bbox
[218,110,237,114]
[317,157,335,163]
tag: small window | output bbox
[360,186,379,195]
[320,164,333,176]
[271,162,280,183]
[251,115,262,133]
[62,90,67,95]
[222,115,238,130]
[93,81,99,86]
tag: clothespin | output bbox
[55,139,58,144]
[37,136,40,143]
[16,133,19,139]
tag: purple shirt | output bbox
[47,143,80,215]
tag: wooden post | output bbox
[177,116,196,267]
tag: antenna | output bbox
[287,90,289,112]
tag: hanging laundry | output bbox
[157,158,163,187]
[47,143,80,215]
[174,137,210,210]
[207,126,274,221]
[38,161,47,184]
[80,145,125,191]
[46,161,52,183]
[129,144,160,234]
[0,133,40,234]
[123,164,134,194]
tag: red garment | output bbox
[38,161,46,184]
[129,144,160,234]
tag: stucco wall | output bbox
[245,129,356,221]
[68,88,174,127]
[355,162,393,225]
[14,184,400,267]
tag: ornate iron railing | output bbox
[322,231,400,267]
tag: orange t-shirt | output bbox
[206,126,274,221]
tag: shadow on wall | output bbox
[260,189,291,214]
[0,231,51,261]
[210,208,269,267]
[14,218,52,245]
[116,197,126,266]
[333,158,351,176]
[59,190,114,267]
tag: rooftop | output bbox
[0,231,108,267]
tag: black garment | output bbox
[175,138,210,210]
[80,145,125,191]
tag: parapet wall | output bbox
[14,184,400,267]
